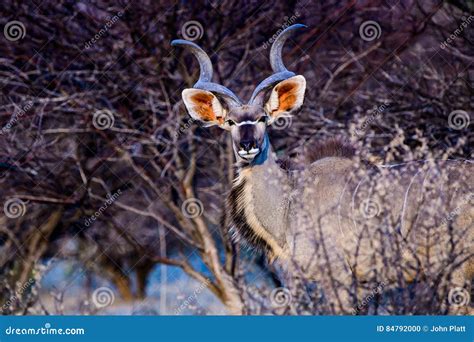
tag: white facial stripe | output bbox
[235,120,259,126]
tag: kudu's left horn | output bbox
[171,39,241,106]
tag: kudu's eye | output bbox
[226,119,236,126]
[258,116,268,123]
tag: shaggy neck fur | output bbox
[229,135,290,259]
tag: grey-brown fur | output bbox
[305,137,355,163]
[230,145,473,313]
[176,24,473,314]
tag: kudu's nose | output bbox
[240,140,255,152]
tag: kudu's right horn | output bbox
[249,23,307,104]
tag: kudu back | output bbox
[172,25,473,314]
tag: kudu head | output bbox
[172,24,307,165]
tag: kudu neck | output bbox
[235,133,287,183]
[232,133,290,259]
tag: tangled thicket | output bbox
[0,0,472,315]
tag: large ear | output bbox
[182,89,226,127]
[265,75,306,119]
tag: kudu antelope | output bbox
[173,24,473,314]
